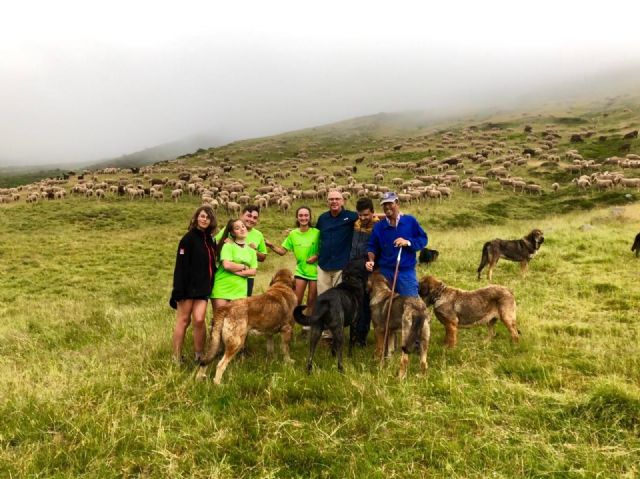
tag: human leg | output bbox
[191,299,208,360]
[172,299,194,362]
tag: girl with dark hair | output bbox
[211,219,258,309]
[265,206,319,312]
[170,205,217,363]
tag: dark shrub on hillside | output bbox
[570,134,584,143]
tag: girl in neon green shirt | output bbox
[211,219,258,308]
[266,206,319,312]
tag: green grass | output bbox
[1,194,639,478]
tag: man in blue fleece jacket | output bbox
[365,192,428,296]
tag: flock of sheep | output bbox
[1,119,638,210]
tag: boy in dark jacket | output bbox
[350,198,379,345]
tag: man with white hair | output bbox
[316,190,358,295]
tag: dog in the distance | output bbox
[419,275,519,348]
[477,229,544,281]
[196,269,297,384]
[418,248,439,265]
[293,260,367,373]
[632,233,640,257]
[368,271,430,378]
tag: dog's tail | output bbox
[477,242,490,279]
[401,306,428,354]
[199,309,225,366]
[293,304,316,327]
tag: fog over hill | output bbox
[2,1,639,168]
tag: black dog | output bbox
[294,260,367,373]
[418,248,439,265]
[632,233,640,257]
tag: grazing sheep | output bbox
[152,190,164,201]
[551,183,560,192]
[226,201,241,215]
[171,189,183,202]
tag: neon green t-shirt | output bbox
[211,242,258,300]
[282,227,319,280]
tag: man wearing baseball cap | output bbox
[365,192,428,297]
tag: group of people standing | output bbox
[169,190,428,364]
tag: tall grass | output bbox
[1,193,639,478]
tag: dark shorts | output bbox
[247,278,254,297]
[294,276,317,282]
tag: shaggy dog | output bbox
[418,275,519,348]
[418,248,440,265]
[477,229,544,281]
[196,269,297,384]
[632,233,640,257]
[367,271,430,378]
[293,260,367,373]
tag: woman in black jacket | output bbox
[170,205,217,363]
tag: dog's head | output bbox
[367,271,397,306]
[418,275,445,305]
[527,229,544,250]
[341,259,368,292]
[269,268,296,289]
[418,248,439,265]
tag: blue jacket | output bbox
[368,214,428,271]
[317,208,358,270]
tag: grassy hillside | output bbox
[1,193,639,478]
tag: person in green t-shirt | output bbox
[211,219,258,309]
[265,206,319,312]
[215,205,267,296]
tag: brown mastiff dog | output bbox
[368,271,430,378]
[418,275,519,348]
[197,269,297,384]
[477,228,544,281]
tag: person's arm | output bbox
[172,235,190,297]
[366,228,380,272]
[265,238,288,256]
[220,244,257,276]
[394,218,428,251]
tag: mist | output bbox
[1,0,640,167]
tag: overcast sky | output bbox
[1,0,639,166]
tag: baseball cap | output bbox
[380,191,399,204]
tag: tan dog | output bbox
[477,229,544,281]
[368,271,430,378]
[418,275,519,348]
[196,269,297,384]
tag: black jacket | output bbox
[169,229,216,308]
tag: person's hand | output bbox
[306,255,318,264]
[394,237,410,247]
[265,240,273,248]
[223,237,232,244]
[248,242,257,250]
[365,260,374,272]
